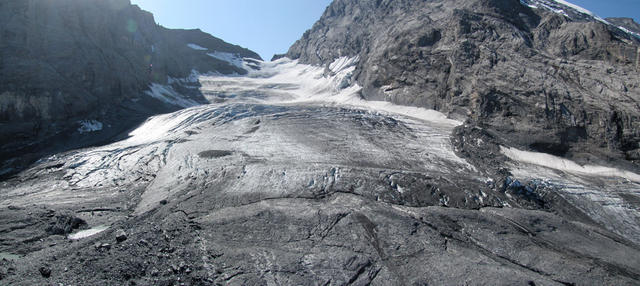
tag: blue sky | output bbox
[130,0,332,60]
[568,0,640,22]
[130,0,639,60]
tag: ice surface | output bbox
[124,104,214,145]
[207,51,244,68]
[616,26,640,39]
[199,57,462,128]
[501,146,640,182]
[0,56,474,212]
[187,43,208,51]
[501,146,640,242]
[77,120,103,134]
[145,83,201,108]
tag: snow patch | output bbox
[145,83,200,108]
[124,105,211,145]
[329,56,359,73]
[232,57,462,127]
[520,0,538,9]
[68,225,109,240]
[207,51,244,68]
[187,43,208,51]
[616,26,640,39]
[540,1,569,17]
[167,69,219,85]
[77,120,103,134]
[501,146,640,182]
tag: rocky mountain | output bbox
[0,0,640,285]
[0,0,261,178]
[287,0,640,170]
[607,17,640,38]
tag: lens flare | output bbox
[126,19,137,33]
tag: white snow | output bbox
[201,57,462,128]
[519,0,538,9]
[167,69,221,85]
[187,43,208,51]
[68,225,109,240]
[145,83,201,108]
[329,56,359,73]
[207,51,244,68]
[539,1,569,17]
[616,26,640,39]
[124,105,211,145]
[77,120,103,134]
[501,146,640,182]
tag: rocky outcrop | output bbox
[286,0,640,169]
[0,0,261,177]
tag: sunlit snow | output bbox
[207,51,244,68]
[68,225,109,240]
[145,83,200,108]
[187,43,208,51]
[501,146,640,183]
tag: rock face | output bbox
[0,0,260,177]
[287,0,640,169]
[607,17,640,34]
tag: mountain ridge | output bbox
[0,0,261,178]
[607,17,640,35]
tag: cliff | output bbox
[287,0,640,170]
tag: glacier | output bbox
[1,56,639,284]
